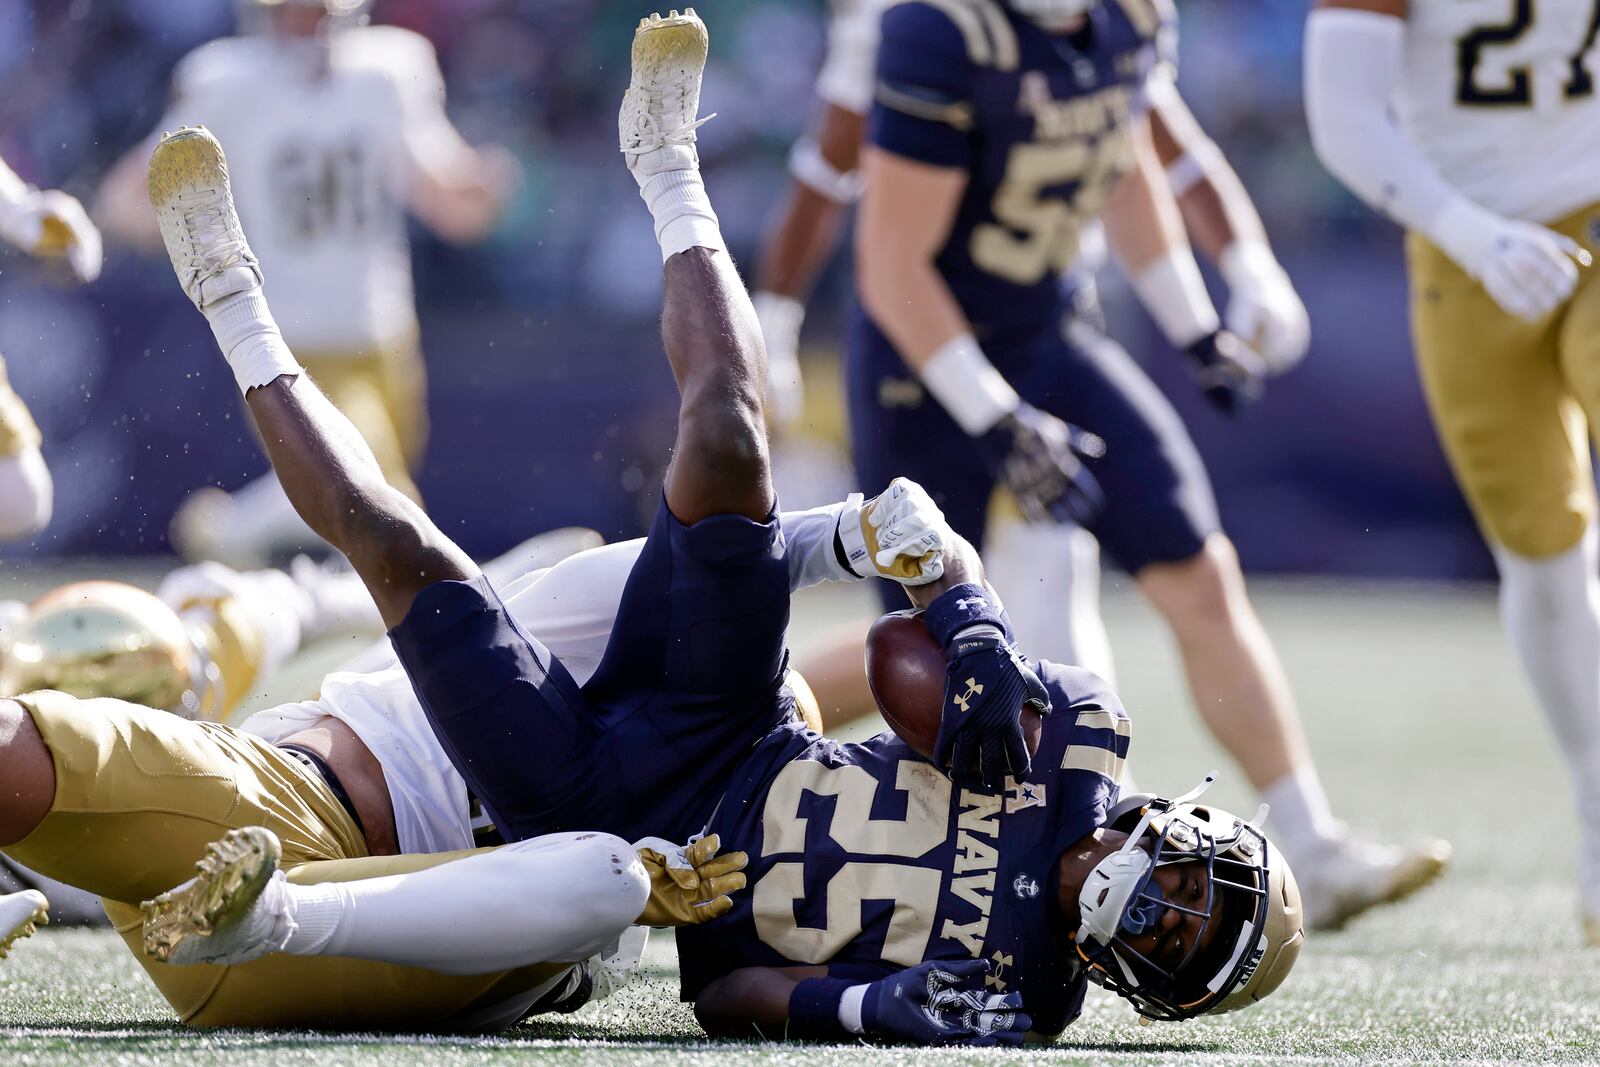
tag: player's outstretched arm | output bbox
[147,127,474,629]
[1145,83,1309,374]
[696,958,1028,1045]
[1305,0,1587,322]
[1103,113,1265,416]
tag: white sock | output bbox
[638,169,725,263]
[280,833,650,974]
[204,287,302,392]
[1495,534,1600,842]
[1262,763,1341,860]
[281,880,349,956]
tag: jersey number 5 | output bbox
[1456,0,1600,105]
[753,759,951,967]
[970,135,1131,286]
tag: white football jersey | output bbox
[160,26,457,353]
[1395,0,1600,222]
[240,504,855,856]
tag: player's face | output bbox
[1117,860,1222,976]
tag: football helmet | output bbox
[1007,0,1097,29]
[1074,776,1304,1021]
[0,581,220,720]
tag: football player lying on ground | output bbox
[34,9,1301,1043]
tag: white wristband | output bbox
[1129,250,1221,348]
[839,983,870,1035]
[919,334,1020,435]
[836,492,873,580]
[788,137,865,204]
[1163,140,1225,199]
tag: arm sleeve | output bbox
[782,503,858,590]
[868,2,978,169]
[393,35,476,179]
[1303,8,1473,244]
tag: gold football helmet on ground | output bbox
[0,581,224,720]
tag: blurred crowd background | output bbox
[0,0,1488,577]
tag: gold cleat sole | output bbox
[1313,839,1453,932]
[0,896,48,960]
[632,9,708,72]
[141,826,281,964]
[147,125,231,211]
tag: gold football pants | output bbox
[1,690,563,1030]
[0,354,42,458]
[298,341,428,504]
[1408,202,1600,559]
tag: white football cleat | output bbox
[147,125,263,311]
[142,826,293,966]
[0,890,48,959]
[619,9,713,178]
[1296,830,1452,931]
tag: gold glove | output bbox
[633,833,748,927]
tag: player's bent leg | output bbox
[622,10,772,525]
[1136,535,1307,791]
[148,126,474,630]
[660,247,773,524]
[146,828,649,974]
[300,353,424,505]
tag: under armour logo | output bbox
[985,950,1015,990]
[953,678,983,713]
[955,597,987,614]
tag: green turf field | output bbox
[1,569,1595,1065]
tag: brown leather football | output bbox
[865,609,1042,763]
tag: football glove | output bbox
[861,958,1031,1046]
[1429,199,1591,323]
[974,402,1105,525]
[0,188,102,283]
[1474,220,1588,322]
[837,476,947,586]
[1185,329,1266,416]
[633,834,747,927]
[935,627,1051,790]
[1220,243,1310,374]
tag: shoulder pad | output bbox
[899,0,1020,71]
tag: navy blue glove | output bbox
[974,402,1105,525]
[1185,329,1266,416]
[935,629,1050,790]
[863,959,1031,1046]
[925,584,1051,790]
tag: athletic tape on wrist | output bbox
[836,493,875,579]
[788,137,865,204]
[924,582,1004,648]
[1130,251,1221,348]
[920,335,1020,436]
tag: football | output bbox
[865,609,1043,763]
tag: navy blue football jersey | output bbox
[676,661,1132,1037]
[868,0,1173,343]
